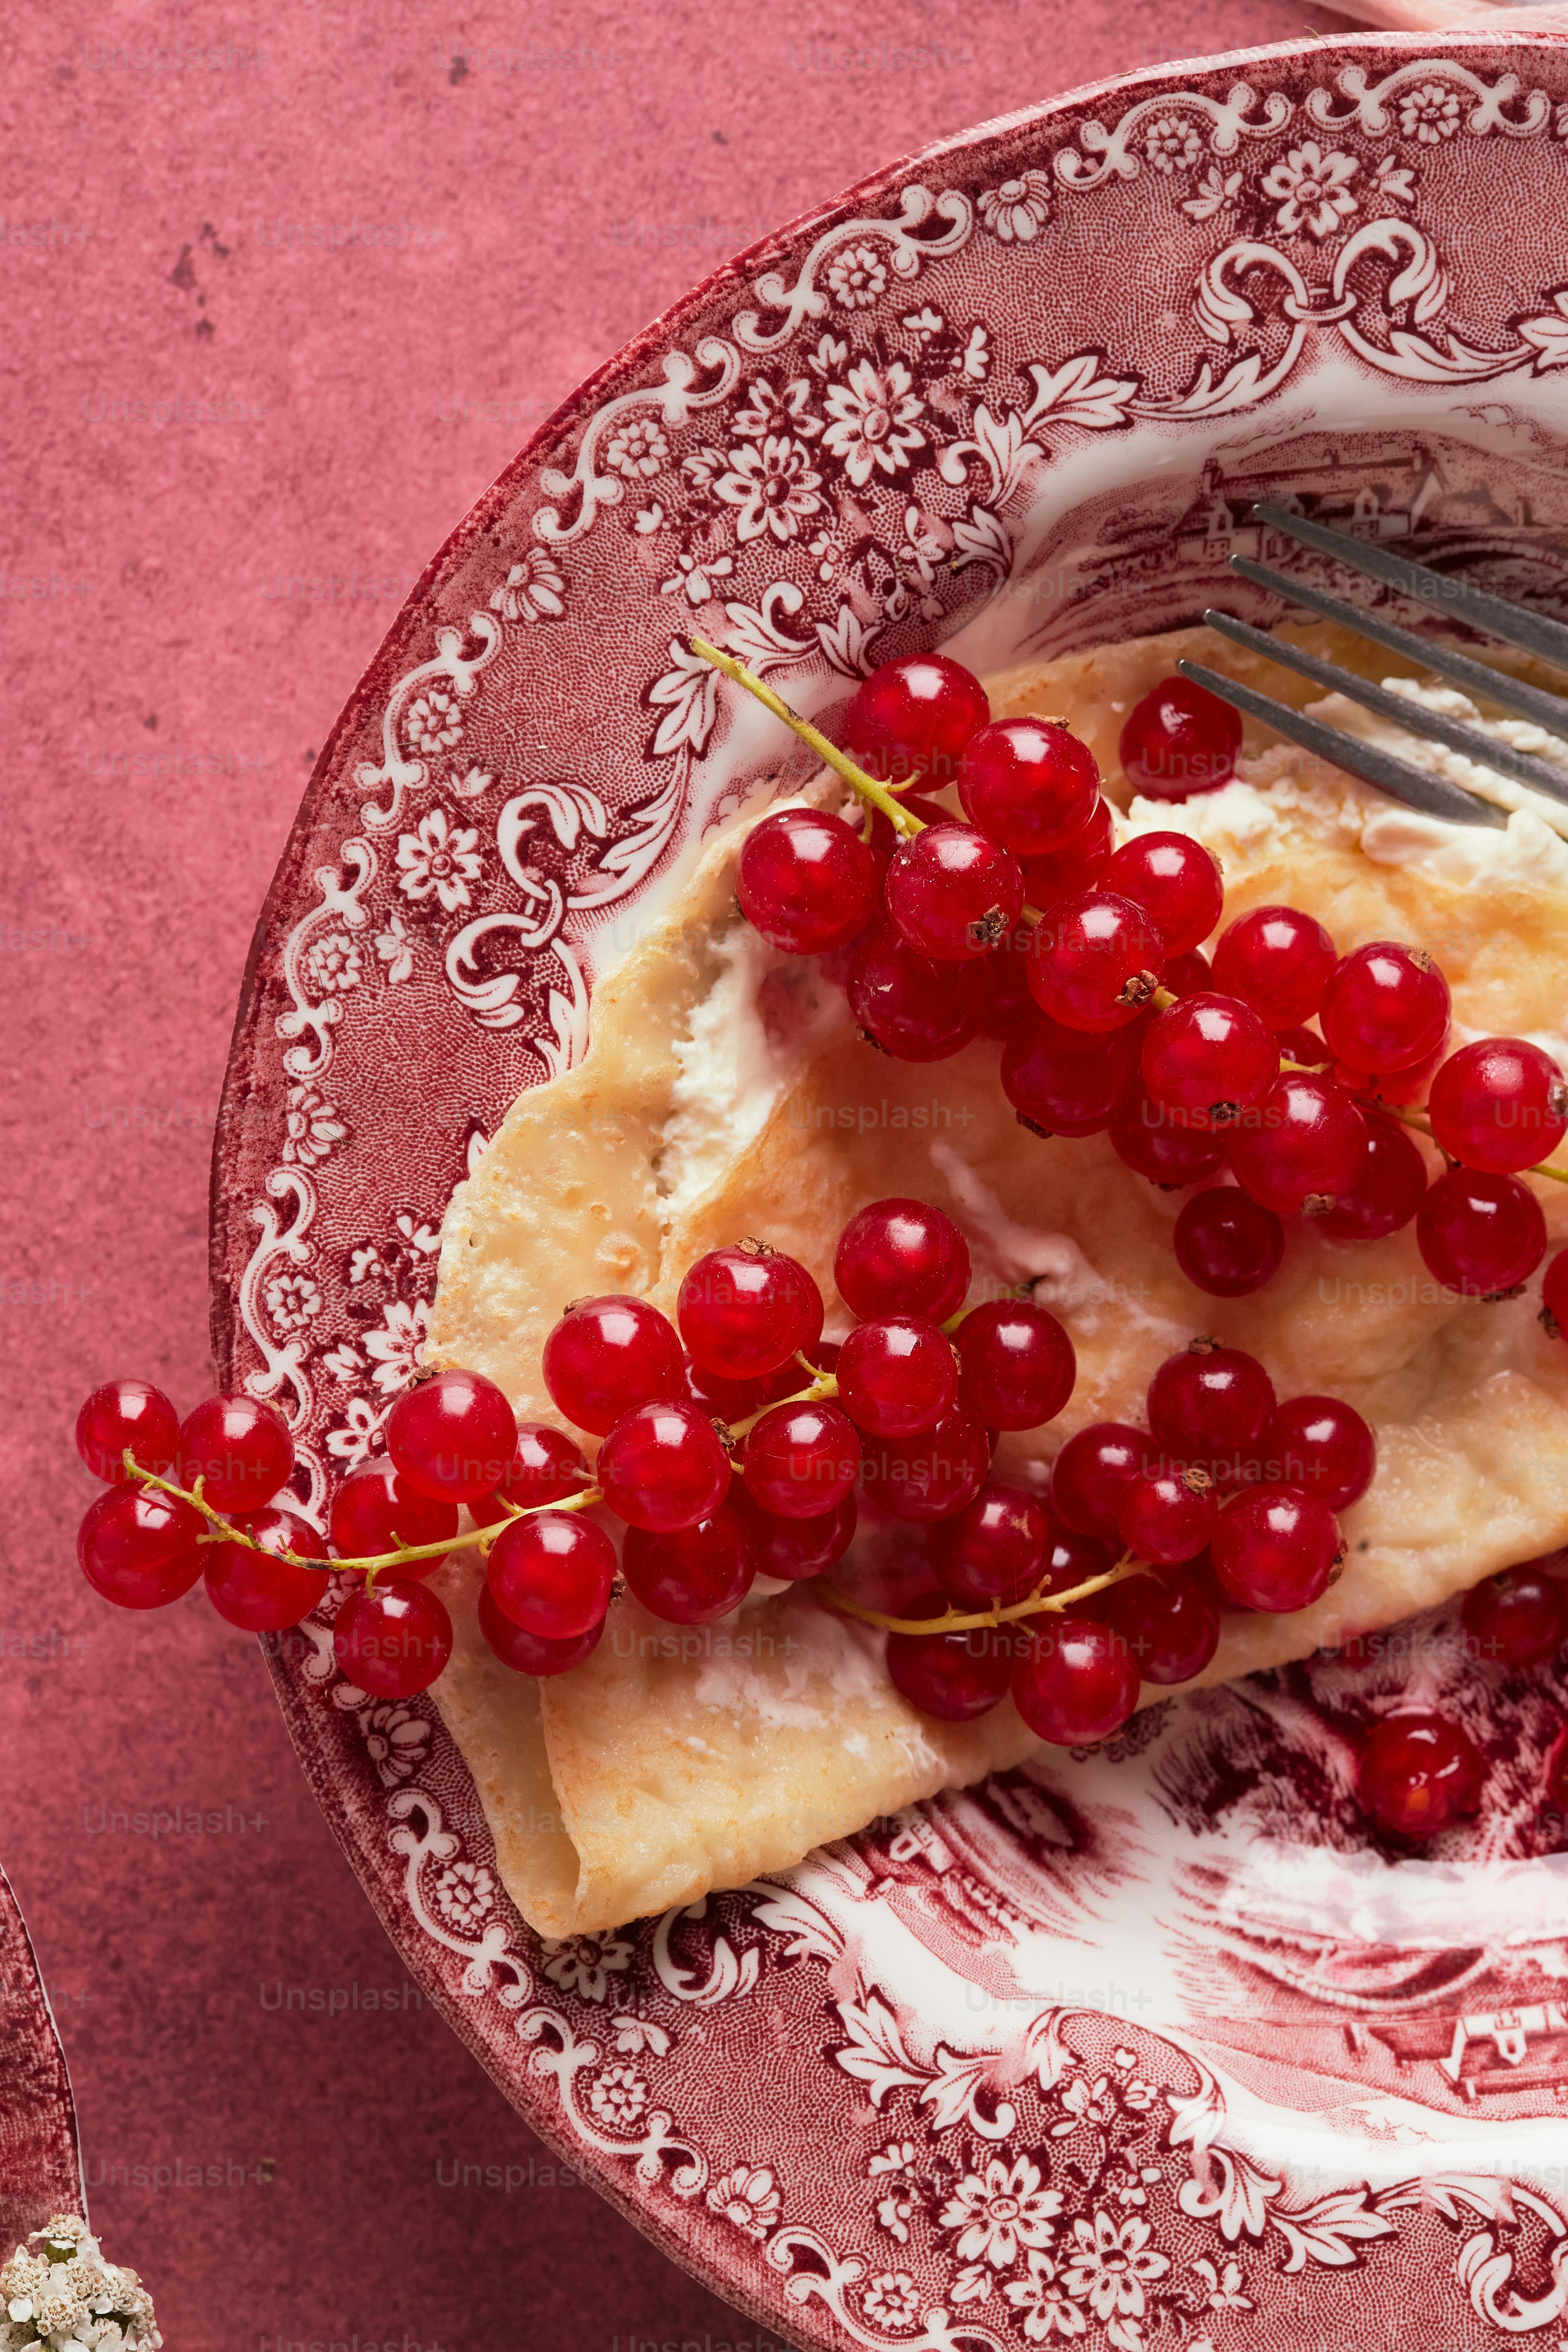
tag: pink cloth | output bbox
[3,0,1355,2333]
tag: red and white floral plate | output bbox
[213,32,1568,2349]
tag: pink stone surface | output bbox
[0,0,1358,2339]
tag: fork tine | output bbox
[1202,608,1568,809]
[1251,504,1568,675]
[1175,658,1504,829]
[1228,554,1568,741]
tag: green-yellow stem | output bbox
[691,637,924,838]
[820,1553,1145,1638]
[1361,1101,1568,1188]
[723,1365,840,1444]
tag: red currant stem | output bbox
[1151,987,1177,1012]
[118,1449,603,1576]
[690,638,923,838]
[724,1367,841,1444]
[1366,1101,1568,1187]
[820,1551,1145,1638]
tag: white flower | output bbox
[0,2218,158,2352]
[1059,2209,1170,2324]
[375,912,415,984]
[348,1244,383,1286]
[978,170,1052,241]
[1144,115,1202,173]
[320,1339,363,1381]
[868,2139,917,2176]
[609,2012,671,2057]
[634,500,664,534]
[394,1213,440,1255]
[805,331,849,377]
[587,2062,649,2131]
[1061,2072,1116,2128]
[282,1083,347,1168]
[1191,2255,1253,2310]
[876,2189,915,2243]
[732,374,822,440]
[1261,140,1360,239]
[363,1297,429,1393]
[490,547,565,622]
[900,307,944,343]
[705,2164,781,2238]
[396,805,483,913]
[432,1858,495,1927]
[959,324,990,383]
[325,1394,383,1468]
[713,434,825,544]
[403,686,464,756]
[861,2272,919,2332]
[1398,78,1462,142]
[263,1271,321,1332]
[1005,2251,1087,2342]
[303,929,362,995]
[826,240,887,307]
[1182,164,1241,222]
[604,416,668,478]
[659,548,736,604]
[541,1932,634,2002]
[821,357,925,488]
[354,1698,431,1786]
[938,2155,1062,2270]
[1373,152,1417,207]
[681,442,730,494]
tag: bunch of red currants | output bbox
[733,647,1568,1308]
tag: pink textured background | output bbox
[1,0,1361,2341]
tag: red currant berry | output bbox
[1163,947,1214,998]
[864,789,955,879]
[1148,1343,1275,1469]
[1028,889,1166,1034]
[737,806,878,955]
[486,1510,617,1639]
[835,1198,970,1323]
[76,1378,181,1484]
[958,717,1100,856]
[733,1487,857,1581]
[1319,942,1450,1074]
[78,1486,205,1610]
[334,1577,454,1698]
[1141,992,1278,1126]
[597,1400,732,1533]
[1002,1009,1142,1139]
[1428,1038,1568,1176]
[1417,1167,1546,1299]
[542,1296,685,1436]
[842,652,990,790]
[978,937,1035,1038]
[1108,1083,1226,1189]
[743,1398,861,1519]
[622,1504,756,1624]
[1211,905,1336,1027]
[329,1457,460,1570]
[205,1507,331,1632]
[1315,1112,1428,1242]
[1049,1422,1148,1539]
[384,1368,517,1504]
[885,823,1024,961]
[1106,1570,1220,1685]
[1019,796,1113,909]
[677,1245,822,1382]
[470,1424,591,1529]
[684,1354,805,1431]
[848,923,988,1061]
[1275,1025,1333,1070]
[1012,1616,1140,1744]
[1461,1555,1568,1666]
[1227,1075,1368,1216]
[1263,1396,1375,1512]
[1356,1711,1483,1838]
[1210,1485,1343,1612]
[954,1299,1075,1431]
[1173,1188,1284,1297]
[927,1481,1049,1606]
[858,1407,990,1522]
[837,1317,957,1438]
[1100,833,1223,958]
[886,1597,1019,1722]
[477,1582,605,1677]
[1546,1247,1568,1338]
[1337,1037,1447,1110]
[179,1394,293,1513]
[1117,1463,1215,1565]
[1118,674,1240,801]
[1040,1521,1115,1599]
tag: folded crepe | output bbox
[425,619,1568,1936]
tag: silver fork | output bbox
[1177,504,1568,830]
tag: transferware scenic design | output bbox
[212,33,1568,2350]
